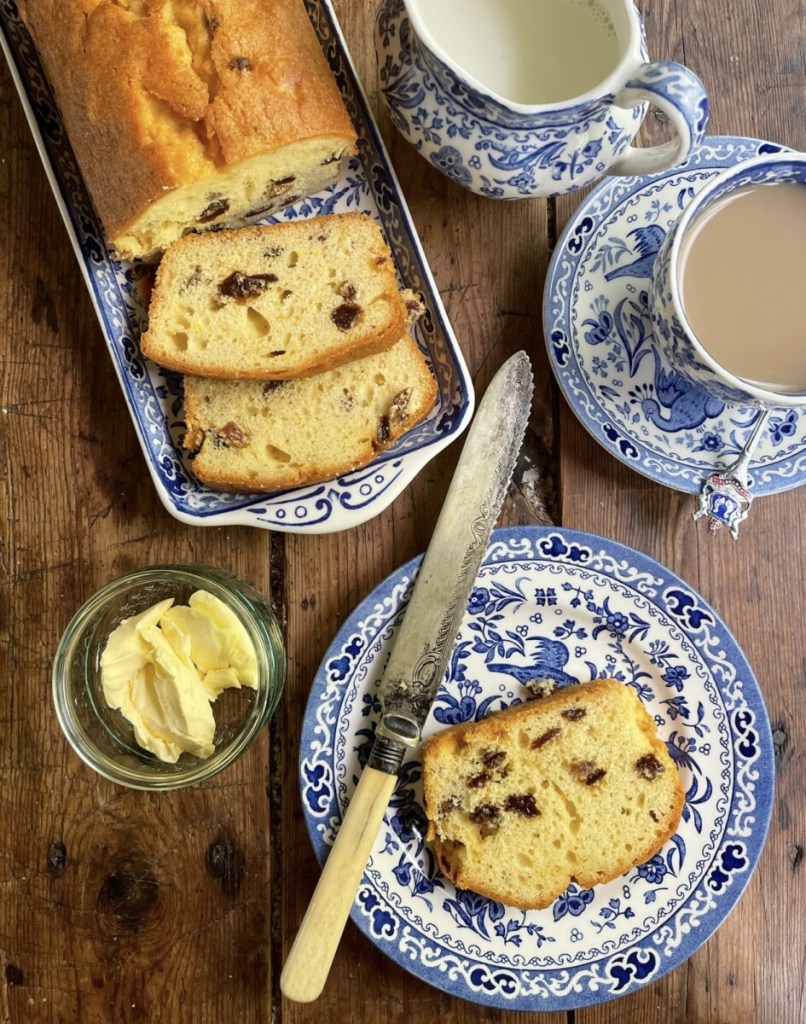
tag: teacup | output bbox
[649,152,806,409]
[375,0,709,198]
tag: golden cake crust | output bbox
[18,0,357,256]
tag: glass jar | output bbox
[52,564,285,790]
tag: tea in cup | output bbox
[375,0,709,198]
[649,152,806,408]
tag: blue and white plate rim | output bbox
[299,524,774,1010]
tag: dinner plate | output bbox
[544,135,806,496]
[0,0,473,534]
[300,526,773,1010]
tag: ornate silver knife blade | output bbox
[280,351,533,1003]
[369,349,534,774]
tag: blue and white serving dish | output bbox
[300,526,773,1010]
[544,135,806,495]
[0,0,473,534]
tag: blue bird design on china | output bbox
[544,135,806,495]
[487,638,577,688]
[300,526,774,1011]
[635,348,725,431]
[603,225,666,280]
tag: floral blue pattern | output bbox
[375,0,707,198]
[0,0,473,534]
[299,526,773,1010]
[544,135,806,495]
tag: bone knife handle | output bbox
[280,766,397,1003]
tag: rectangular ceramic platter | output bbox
[0,0,473,534]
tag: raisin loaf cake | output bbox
[182,332,437,491]
[422,679,684,910]
[18,0,357,259]
[141,214,414,379]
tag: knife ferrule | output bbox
[366,731,409,775]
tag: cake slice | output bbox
[182,332,437,492]
[141,213,411,379]
[421,679,684,909]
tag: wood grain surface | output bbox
[1,1,803,1023]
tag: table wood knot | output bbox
[206,835,245,899]
[47,840,67,877]
[97,854,160,932]
[772,724,788,760]
[4,965,24,988]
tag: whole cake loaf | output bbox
[421,679,684,909]
[182,332,437,491]
[17,0,357,259]
[141,213,412,379]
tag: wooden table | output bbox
[1,1,803,1022]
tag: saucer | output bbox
[544,135,806,496]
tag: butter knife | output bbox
[280,351,534,1002]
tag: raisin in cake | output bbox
[182,332,437,492]
[141,214,413,379]
[422,679,684,910]
[18,0,357,259]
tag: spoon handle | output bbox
[693,409,771,539]
[725,408,771,489]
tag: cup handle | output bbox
[609,61,709,176]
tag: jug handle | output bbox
[610,61,709,177]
